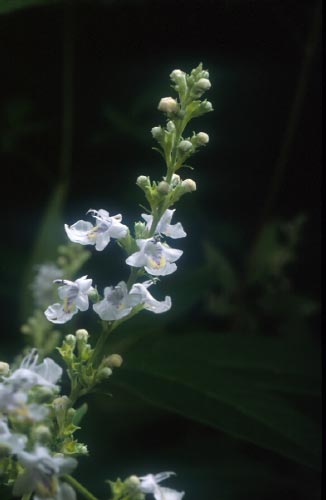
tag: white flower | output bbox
[126,238,183,276]
[65,209,128,251]
[44,276,93,324]
[93,281,142,321]
[5,349,62,391]
[139,472,185,500]
[130,281,171,314]
[14,445,77,500]
[141,209,186,239]
[0,418,27,454]
[30,264,63,308]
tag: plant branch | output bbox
[63,474,99,500]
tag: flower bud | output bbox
[196,132,209,145]
[103,354,123,368]
[76,329,89,342]
[0,361,10,376]
[53,395,70,411]
[178,140,192,153]
[166,120,175,132]
[201,101,213,112]
[195,78,211,91]
[158,97,179,114]
[170,69,185,82]
[97,367,112,381]
[136,175,150,189]
[182,179,197,192]
[65,334,76,348]
[201,70,210,79]
[67,408,76,419]
[151,126,164,140]
[125,475,141,489]
[171,174,181,186]
[32,425,51,443]
[157,181,170,195]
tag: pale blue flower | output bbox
[0,383,27,412]
[44,275,93,324]
[126,238,183,276]
[5,349,62,391]
[130,281,171,313]
[0,418,27,454]
[142,209,186,239]
[14,445,77,500]
[93,281,142,321]
[65,209,128,251]
[139,472,185,500]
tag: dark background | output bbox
[0,1,321,499]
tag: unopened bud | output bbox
[53,396,70,410]
[125,476,141,491]
[179,140,192,153]
[65,334,76,348]
[151,126,163,140]
[32,425,51,443]
[104,354,123,368]
[97,367,112,381]
[157,181,170,195]
[201,101,213,112]
[158,97,179,114]
[166,121,175,132]
[76,329,89,342]
[196,78,211,91]
[0,362,10,376]
[196,132,209,145]
[136,175,150,189]
[67,408,76,419]
[182,179,197,192]
[171,174,181,185]
[170,69,185,81]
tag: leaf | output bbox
[0,0,61,14]
[19,182,68,320]
[113,332,321,470]
[72,403,88,425]
[203,240,238,292]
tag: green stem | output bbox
[63,474,99,500]
[21,494,32,500]
[92,322,113,366]
[257,0,321,229]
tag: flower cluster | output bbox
[0,350,78,500]
[1,63,212,500]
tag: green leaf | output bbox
[72,403,88,426]
[20,182,67,320]
[113,332,321,470]
[0,0,61,14]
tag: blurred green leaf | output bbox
[247,216,306,286]
[203,240,238,292]
[0,0,61,14]
[20,182,67,320]
[113,332,321,469]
